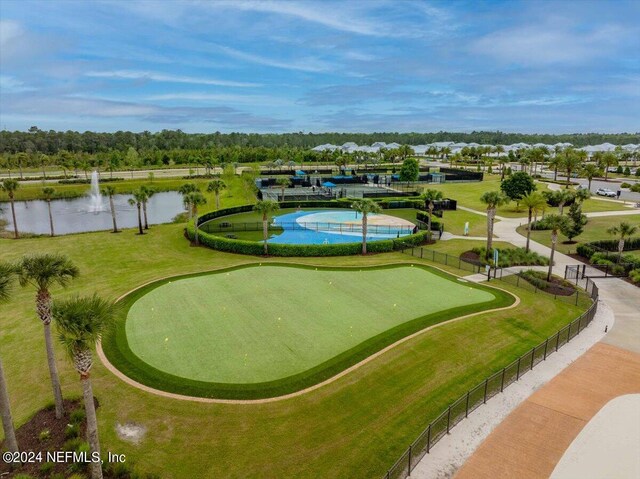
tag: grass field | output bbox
[0,222,590,478]
[116,264,504,397]
[518,214,640,254]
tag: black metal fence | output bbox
[402,247,596,306]
[381,294,599,479]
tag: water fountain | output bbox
[88,170,104,213]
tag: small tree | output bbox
[399,157,419,183]
[128,190,146,235]
[179,183,198,220]
[561,203,587,242]
[351,199,383,254]
[42,187,56,237]
[54,294,118,479]
[139,186,154,230]
[521,191,546,252]
[544,214,570,281]
[101,185,119,233]
[499,172,536,208]
[1,179,19,238]
[581,164,601,190]
[480,191,509,260]
[607,222,639,262]
[207,178,226,210]
[185,192,207,245]
[253,200,280,254]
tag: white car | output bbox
[596,188,617,197]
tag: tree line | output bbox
[1,127,638,155]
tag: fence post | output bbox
[446,406,451,434]
[465,391,470,417]
[516,357,521,380]
[530,347,535,370]
[408,445,412,473]
[556,331,560,351]
[500,368,506,392]
[517,274,520,287]
[544,338,549,360]
[483,379,489,403]
[575,292,579,306]
[426,424,431,453]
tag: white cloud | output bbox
[0,20,23,46]
[217,45,333,73]
[84,70,260,87]
[145,92,292,106]
[471,22,631,66]
[0,75,34,93]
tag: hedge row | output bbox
[188,223,430,257]
[577,237,640,254]
[58,177,125,184]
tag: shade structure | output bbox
[322,181,336,187]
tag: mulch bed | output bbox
[0,398,96,478]
[460,250,483,265]
[536,274,577,296]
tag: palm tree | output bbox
[42,187,56,236]
[1,179,19,238]
[139,186,154,230]
[544,214,570,281]
[581,164,602,191]
[480,191,509,260]
[275,177,290,202]
[253,200,280,254]
[53,294,118,479]
[521,191,546,252]
[556,189,575,216]
[0,262,19,455]
[548,155,562,182]
[179,183,198,220]
[421,189,443,235]
[599,152,618,181]
[101,185,119,233]
[185,192,207,245]
[561,149,585,188]
[351,199,382,255]
[498,156,509,181]
[206,178,226,210]
[607,222,638,262]
[16,254,79,418]
[128,190,146,235]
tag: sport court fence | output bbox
[202,221,415,235]
[381,280,599,479]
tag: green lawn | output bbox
[119,264,500,391]
[517,214,640,255]
[0,223,589,478]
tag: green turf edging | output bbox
[101,263,515,400]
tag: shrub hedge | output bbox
[471,246,549,267]
[192,202,431,256]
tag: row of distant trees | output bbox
[1,126,639,154]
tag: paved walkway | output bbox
[412,205,640,479]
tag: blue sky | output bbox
[1,0,638,134]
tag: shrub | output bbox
[630,183,640,192]
[58,177,124,184]
[636,169,640,177]
[624,166,631,176]
[39,428,51,441]
[518,270,574,291]
[188,223,430,256]
[470,247,549,266]
[576,243,596,259]
[629,269,640,285]
[530,216,555,230]
[65,422,80,438]
[40,462,55,475]
[69,408,86,425]
[616,165,623,174]
[620,182,632,188]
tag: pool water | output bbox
[270,210,415,245]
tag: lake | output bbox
[0,191,185,235]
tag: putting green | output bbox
[120,264,505,393]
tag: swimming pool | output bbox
[270,210,416,245]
